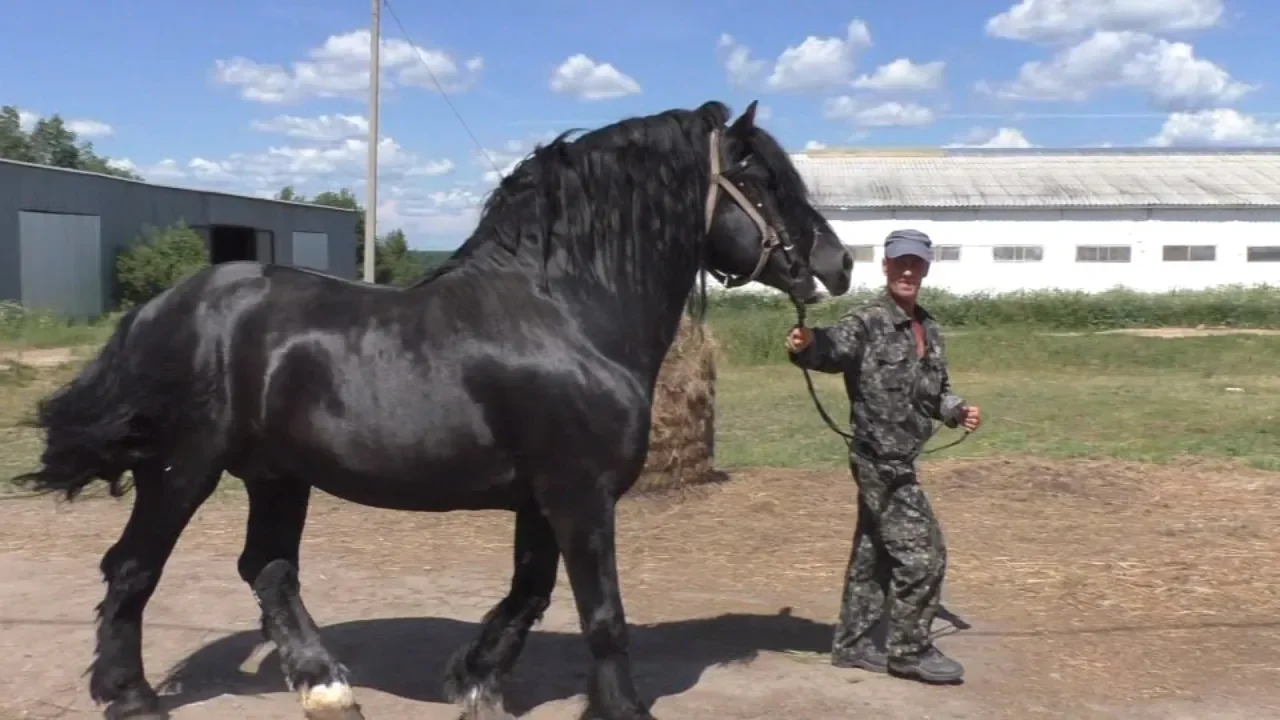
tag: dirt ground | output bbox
[2,458,1279,720]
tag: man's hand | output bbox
[786,326,813,353]
[961,405,982,432]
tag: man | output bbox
[786,228,981,684]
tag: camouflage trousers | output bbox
[832,454,947,660]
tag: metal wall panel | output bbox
[291,231,329,270]
[256,229,276,263]
[18,210,103,320]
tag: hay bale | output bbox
[636,316,722,494]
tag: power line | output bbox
[379,0,505,180]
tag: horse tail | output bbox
[12,305,160,500]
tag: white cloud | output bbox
[1148,109,1280,146]
[946,127,1037,148]
[407,159,456,177]
[717,20,874,93]
[67,119,113,138]
[111,131,454,205]
[15,108,114,138]
[979,30,1254,110]
[251,113,368,142]
[853,59,945,91]
[717,33,767,87]
[824,97,935,127]
[803,140,827,151]
[213,28,483,104]
[378,186,483,243]
[767,20,873,92]
[549,54,641,100]
[471,132,560,183]
[986,0,1225,42]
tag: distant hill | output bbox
[408,250,454,270]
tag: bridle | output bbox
[701,128,796,288]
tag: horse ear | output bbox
[730,100,758,134]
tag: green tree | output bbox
[0,105,140,180]
[115,221,210,307]
[275,185,303,202]
[0,107,35,163]
[377,228,426,286]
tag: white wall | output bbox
[816,207,1280,295]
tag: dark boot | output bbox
[832,647,887,673]
[888,645,964,684]
[831,638,888,673]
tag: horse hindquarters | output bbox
[10,275,237,718]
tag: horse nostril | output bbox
[842,255,853,270]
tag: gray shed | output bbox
[0,158,359,320]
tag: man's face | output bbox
[883,254,930,302]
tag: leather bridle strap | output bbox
[703,128,788,288]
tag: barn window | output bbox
[1162,245,1216,262]
[934,245,961,262]
[845,244,875,263]
[1246,246,1280,262]
[1075,245,1131,263]
[992,245,1043,262]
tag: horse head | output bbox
[701,100,853,303]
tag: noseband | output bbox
[702,128,794,288]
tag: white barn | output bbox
[739,147,1280,295]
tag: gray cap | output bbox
[884,228,933,262]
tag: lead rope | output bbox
[790,298,972,462]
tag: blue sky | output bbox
[4,0,1279,249]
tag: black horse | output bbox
[13,100,852,720]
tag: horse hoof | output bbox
[459,684,515,720]
[304,707,365,720]
[301,681,364,720]
[103,698,168,720]
[106,712,168,720]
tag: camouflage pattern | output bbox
[789,290,963,660]
[833,455,946,658]
[788,290,966,461]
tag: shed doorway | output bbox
[210,225,257,264]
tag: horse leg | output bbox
[91,455,221,720]
[237,476,361,720]
[548,495,653,720]
[444,504,560,719]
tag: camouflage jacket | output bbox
[789,291,966,462]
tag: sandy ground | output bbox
[2,459,1279,720]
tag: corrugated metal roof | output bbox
[793,149,1280,209]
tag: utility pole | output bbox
[363,0,380,282]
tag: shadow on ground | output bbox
[155,607,833,716]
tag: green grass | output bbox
[713,330,1280,472]
[0,302,120,351]
[705,286,1280,364]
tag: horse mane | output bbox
[409,101,735,290]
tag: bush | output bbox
[706,284,1280,365]
[115,221,210,307]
